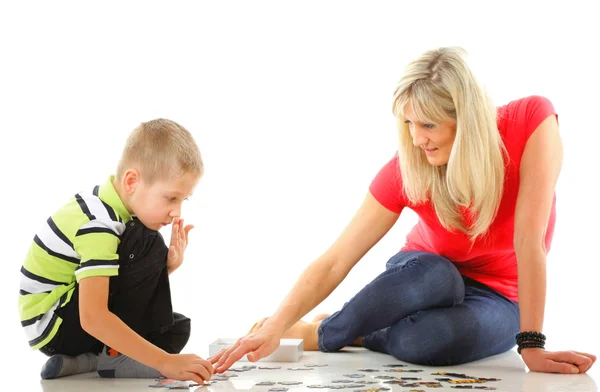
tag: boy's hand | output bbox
[167,217,194,274]
[159,353,213,384]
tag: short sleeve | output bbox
[521,95,558,140]
[72,218,122,281]
[368,154,405,213]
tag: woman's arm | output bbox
[514,114,562,336]
[514,114,595,373]
[211,191,400,370]
[268,191,401,331]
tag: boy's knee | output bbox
[172,313,191,337]
[168,313,191,354]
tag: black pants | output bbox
[39,218,190,357]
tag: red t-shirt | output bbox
[369,95,558,301]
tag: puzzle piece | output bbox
[448,379,490,385]
[357,368,379,372]
[352,388,391,392]
[259,366,282,370]
[268,388,289,392]
[384,369,423,373]
[256,381,276,386]
[418,381,442,388]
[288,367,313,371]
[382,364,407,368]
[278,381,303,385]
[304,364,328,367]
[211,373,238,381]
[343,373,366,378]
[149,379,194,389]
[229,365,256,372]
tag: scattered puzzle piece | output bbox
[382,364,407,368]
[448,379,490,385]
[256,381,276,386]
[384,369,423,373]
[229,365,257,372]
[357,368,380,372]
[418,381,442,388]
[343,373,366,378]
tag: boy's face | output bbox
[124,171,200,231]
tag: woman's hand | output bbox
[521,348,596,374]
[208,318,284,373]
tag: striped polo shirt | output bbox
[19,176,131,350]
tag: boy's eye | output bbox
[423,123,435,129]
[167,197,177,201]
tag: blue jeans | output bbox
[317,251,520,366]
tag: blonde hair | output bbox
[116,118,204,184]
[392,47,506,241]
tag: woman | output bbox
[210,47,596,374]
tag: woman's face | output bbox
[403,102,457,166]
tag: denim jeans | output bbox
[317,251,520,366]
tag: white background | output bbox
[1,0,598,385]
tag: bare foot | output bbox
[281,320,320,351]
[312,313,331,322]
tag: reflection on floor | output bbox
[19,347,600,392]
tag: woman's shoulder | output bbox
[497,95,554,119]
[497,95,557,143]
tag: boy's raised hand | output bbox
[159,353,213,384]
[167,217,194,274]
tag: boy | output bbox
[18,119,212,384]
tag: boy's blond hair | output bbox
[116,118,204,184]
[393,47,506,241]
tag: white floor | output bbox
[13,347,598,392]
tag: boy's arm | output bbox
[79,276,169,370]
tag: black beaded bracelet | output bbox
[516,331,546,345]
[518,341,545,354]
[516,331,546,354]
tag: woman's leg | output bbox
[280,251,465,351]
[361,277,520,366]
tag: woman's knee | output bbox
[386,252,465,306]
